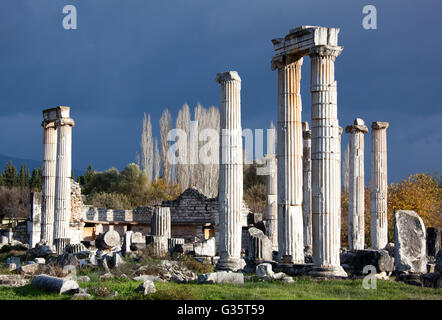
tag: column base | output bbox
[215,257,246,272]
[54,238,70,255]
[309,265,348,279]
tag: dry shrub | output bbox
[90,286,110,298]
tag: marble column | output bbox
[346,119,368,251]
[265,154,278,251]
[215,71,245,271]
[41,109,58,246]
[53,107,75,254]
[302,122,312,252]
[151,207,171,239]
[370,121,389,250]
[309,45,347,277]
[271,57,304,264]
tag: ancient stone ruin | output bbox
[1,24,437,293]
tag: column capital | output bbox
[41,120,56,129]
[309,45,343,59]
[216,71,241,83]
[371,121,389,130]
[55,117,75,128]
[271,55,303,70]
[346,118,369,133]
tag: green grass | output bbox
[0,275,440,300]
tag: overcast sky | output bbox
[0,0,440,183]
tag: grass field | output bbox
[0,273,440,300]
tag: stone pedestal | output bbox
[346,119,368,251]
[151,207,171,239]
[41,108,58,246]
[370,121,389,250]
[272,57,304,264]
[302,122,312,252]
[215,71,245,271]
[53,107,75,254]
[309,45,347,278]
[265,154,278,251]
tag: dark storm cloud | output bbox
[0,0,440,181]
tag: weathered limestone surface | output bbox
[394,210,427,273]
[95,230,120,250]
[265,154,278,251]
[308,29,346,277]
[53,107,75,254]
[215,71,245,271]
[271,50,304,264]
[28,192,42,248]
[302,122,312,252]
[427,227,441,258]
[370,121,389,250]
[151,207,171,239]
[41,108,58,246]
[248,227,272,264]
[346,119,368,251]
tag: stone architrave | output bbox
[302,122,312,252]
[53,107,75,254]
[370,121,389,249]
[345,119,368,251]
[41,108,58,246]
[265,154,278,251]
[151,207,171,239]
[215,71,245,271]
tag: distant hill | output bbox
[0,154,83,178]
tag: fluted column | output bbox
[272,58,304,264]
[346,119,368,250]
[309,45,347,277]
[152,207,171,239]
[41,111,57,247]
[370,121,389,249]
[265,154,278,251]
[302,122,312,252]
[53,107,75,254]
[215,71,244,271]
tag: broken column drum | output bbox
[53,107,75,254]
[271,53,304,264]
[346,119,368,251]
[265,154,278,251]
[41,108,58,247]
[151,207,171,239]
[302,122,312,252]
[370,121,389,250]
[215,71,244,271]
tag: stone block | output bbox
[426,227,441,257]
[256,263,274,278]
[194,237,216,257]
[394,210,427,273]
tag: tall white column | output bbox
[41,110,58,247]
[302,122,312,252]
[215,71,244,271]
[271,58,304,264]
[346,118,368,251]
[309,45,347,277]
[370,121,389,249]
[53,107,75,254]
[152,207,171,239]
[265,154,278,251]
